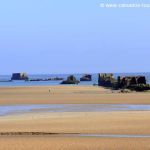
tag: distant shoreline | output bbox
[0,73,150,87]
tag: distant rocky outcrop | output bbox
[50,77,64,81]
[118,76,146,88]
[98,73,117,87]
[80,74,92,81]
[11,73,29,81]
[61,75,79,84]
[117,76,149,91]
[28,77,64,82]
[98,73,150,91]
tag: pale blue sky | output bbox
[0,0,150,74]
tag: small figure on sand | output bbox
[49,88,51,93]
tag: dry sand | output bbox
[1,111,150,134]
[0,111,150,149]
[0,85,150,149]
[0,137,150,150]
[0,85,150,104]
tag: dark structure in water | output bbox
[118,76,146,88]
[11,73,29,81]
[98,73,150,91]
[28,77,64,82]
[98,73,117,87]
[117,76,149,91]
[80,74,92,81]
[61,75,79,84]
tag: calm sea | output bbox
[0,73,150,87]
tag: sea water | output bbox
[0,73,150,87]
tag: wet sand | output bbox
[0,86,150,104]
[0,86,150,149]
[1,104,150,116]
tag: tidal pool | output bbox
[0,104,150,116]
[0,132,150,138]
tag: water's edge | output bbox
[0,132,150,138]
[0,73,150,86]
[1,104,150,117]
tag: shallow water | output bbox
[65,133,150,138]
[1,104,150,116]
[0,132,150,138]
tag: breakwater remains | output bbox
[98,73,150,91]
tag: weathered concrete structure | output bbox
[118,76,146,88]
[11,73,29,80]
[98,73,117,87]
[28,77,64,82]
[61,75,79,84]
[98,73,150,91]
[80,74,92,81]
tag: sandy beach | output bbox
[1,0,150,148]
[0,137,150,150]
[0,86,150,104]
[0,111,150,149]
[1,111,150,134]
[0,86,150,149]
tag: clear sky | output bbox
[0,0,150,74]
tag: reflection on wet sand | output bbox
[1,132,150,138]
[1,104,150,116]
